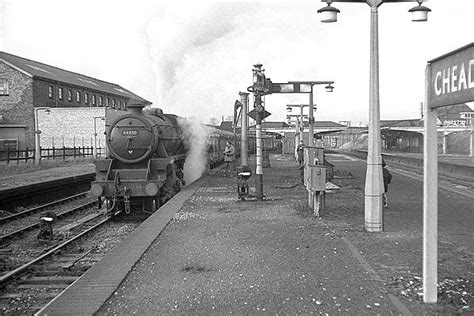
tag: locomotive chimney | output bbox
[127,102,146,115]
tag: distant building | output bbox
[436,103,474,127]
[0,51,150,151]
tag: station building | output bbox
[0,51,150,152]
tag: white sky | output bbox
[1,0,472,125]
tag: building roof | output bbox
[437,103,473,121]
[219,121,234,131]
[262,121,290,129]
[0,51,151,105]
[300,121,346,128]
[381,119,423,128]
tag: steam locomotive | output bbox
[90,103,248,214]
[90,103,188,214]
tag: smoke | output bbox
[178,117,212,185]
[146,3,242,104]
[145,3,336,124]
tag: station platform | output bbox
[37,153,473,315]
[0,163,94,192]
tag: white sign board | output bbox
[428,43,474,108]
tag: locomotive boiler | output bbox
[90,103,187,214]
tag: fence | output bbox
[0,146,106,164]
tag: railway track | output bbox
[0,214,111,287]
[0,196,97,242]
[0,191,143,315]
[0,205,143,315]
[334,150,473,189]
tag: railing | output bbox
[0,146,106,164]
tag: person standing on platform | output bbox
[223,141,235,175]
[297,140,305,183]
[297,140,304,166]
[382,159,392,208]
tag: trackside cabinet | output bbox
[306,165,326,191]
[303,147,326,217]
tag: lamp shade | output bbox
[409,4,431,22]
[317,5,340,23]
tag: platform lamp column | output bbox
[317,0,431,232]
[34,107,51,165]
[239,92,250,166]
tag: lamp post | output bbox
[34,107,51,165]
[287,112,309,158]
[317,0,431,233]
[287,104,309,144]
[288,81,334,148]
[93,116,105,158]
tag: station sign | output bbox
[428,43,474,108]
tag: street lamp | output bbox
[34,107,51,165]
[317,0,431,234]
[288,81,334,149]
[93,116,105,158]
[287,104,309,145]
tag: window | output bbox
[76,91,81,103]
[92,95,96,106]
[106,97,110,107]
[85,93,89,104]
[118,100,122,110]
[0,80,9,95]
[48,86,54,99]
[67,90,72,102]
[112,98,116,109]
[99,96,103,106]
[58,87,63,100]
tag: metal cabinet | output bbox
[305,165,326,191]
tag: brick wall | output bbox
[0,62,35,148]
[39,107,129,149]
[39,107,107,148]
[33,79,128,110]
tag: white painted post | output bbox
[364,4,384,232]
[423,64,438,303]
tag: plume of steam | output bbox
[146,3,240,103]
[178,117,212,185]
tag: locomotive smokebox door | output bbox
[237,166,252,199]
